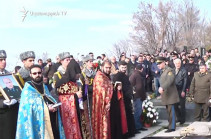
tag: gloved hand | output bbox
[3,99,17,106]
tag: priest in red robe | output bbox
[92,61,113,139]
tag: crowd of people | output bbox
[0,48,211,139]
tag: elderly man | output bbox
[173,58,188,125]
[190,63,211,121]
[157,57,179,133]
[0,50,18,139]
[110,56,119,79]
[16,51,35,87]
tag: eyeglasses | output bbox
[31,72,42,75]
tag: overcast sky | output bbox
[0,0,211,71]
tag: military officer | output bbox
[16,51,35,87]
[157,57,179,133]
[0,50,19,139]
[190,63,211,121]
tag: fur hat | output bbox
[82,55,93,63]
[20,51,35,61]
[0,50,7,59]
[58,52,70,60]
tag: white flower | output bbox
[148,107,152,111]
[153,120,156,123]
[145,104,148,108]
[149,102,153,106]
[147,112,151,117]
[152,109,156,113]
[156,112,159,115]
[156,116,159,119]
[142,102,145,107]
[150,114,153,118]
[147,96,151,100]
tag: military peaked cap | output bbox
[0,50,7,59]
[171,51,178,56]
[20,51,35,61]
[58,52,70,60]
[156,57,166,64]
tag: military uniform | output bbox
[15,51,35,87]
[190,71,211,121]
[3,86,22,100]
[157,57,179,131]
[0,50,19,139]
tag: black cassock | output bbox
[110,88,123,139]
[113,72,136,137]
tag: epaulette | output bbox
[82,72,94,85]
[54,71,62,79]
[53,71,62,86]
[168,71,173,76]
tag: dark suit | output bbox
[173,67,188,123]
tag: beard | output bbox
[102,70,110,78]
[32,76,43,84]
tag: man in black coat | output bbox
[173,58,188,125]
[168,51,178,68]
[184,56,199,90]
[113,61,136,137]
[129,64,147,131]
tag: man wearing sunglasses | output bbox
[15,51,35,87]
[0,50,19,139]
[16,64,65,139]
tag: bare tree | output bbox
[110,39,133,58]
[205,22,211,48]
[131,1,177,53]
[131,2,158,53]
[114,0,210,55]
[130,0,210,54]
[178,0,201,49]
